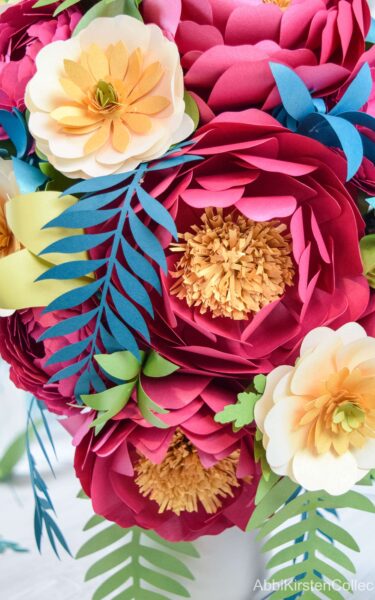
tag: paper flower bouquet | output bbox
[1,0,375,597]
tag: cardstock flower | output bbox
[0,0,81,124]
[26,15,194,179]
[142,0,370,120]
[0,303,97,415]
[65,373,259,541]
[112,110,368,376]
[255,323,375,495]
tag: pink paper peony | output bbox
[142,0,370,120]
[115,109,369,376]
[0,303,96,415]
[0,0,81,115]
[67,373,259,541]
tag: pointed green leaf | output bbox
[76,525,128,558]
[313,515,360,551]
[85,543,132,581]
[141,566,190,597]
[93,564,133,600]
[137,380,169,428]
[248,476,300,531]
[83,514,106,531]
[267,541,310,569]
[143,351,180,378]
[141,545,194,580]
[94,350,143,380]
[314,536,356,573]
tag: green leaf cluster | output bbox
[214,374,266,432]
[81,350,179,432]
[248,476,375,599]
[32,0,143,19]
[77,516,199,600]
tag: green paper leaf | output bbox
[253,373,266,394]
[77,520,198,600]
[184,92,200,131]
[360,234,375,287]
[0,430,27,481]
[94,350,143,380]
[143,351,180,378]
[137,379,169,428]
[73,0,142,36]
[82,382,135,431]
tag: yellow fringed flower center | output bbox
[134,430,242,516]
[0,197,20,258]
[296,368,375,456]
[169,208,295,320]
[51,42,170,155]
[263,0,292,9]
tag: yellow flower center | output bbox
[0,197,20,258]
[297,368,375,456]
[51,42,170,155]
[263,0,291,9]
[170,208,295,320]
[134,430,243,516]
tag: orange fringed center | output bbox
[296,368,375,456]
[263,0,292,9]
[170,208,294,320]
[0,198,20,258]
[51,42,170,155]
[135,431,242,516]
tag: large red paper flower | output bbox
[0,304,95,415]
[126,110,369,376]
[0,0,81,116]
[142,0,370,120]
[67,373,259,541]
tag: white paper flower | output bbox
[26,15,194,179]
[0,158,20,317]
[255,323,375,495]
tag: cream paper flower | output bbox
[25,15,194,179]
[255,323,375,495]
[0,158,20,317]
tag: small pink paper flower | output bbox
[0,0,81,117]
[67,373,259,541]
[142,0,371,120]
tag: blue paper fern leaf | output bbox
[37,147,202,399]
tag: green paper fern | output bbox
[77,515,199,600]
[248,476,375,599]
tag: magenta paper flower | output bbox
[66,373,259,541]
[0,0,81,116]
[110,109,368,377]
[142,0,370,120]
[0,304,95,415]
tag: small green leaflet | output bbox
[247,476,375,599]
[77,515,199,600]
[81,350,179,433]
[214,374,266,432]
[360,234,375,288]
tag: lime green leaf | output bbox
[76,524,127,558]
[143,351,180,378]
[184,92,200,131]
[82,382,135,432]
[73,0,142,36]
[248,476,299,531]
[137,379,169,428]
[0,430,26,481]
[53,0,80,15]
[254,471,279,505]
[83,514,106,531]
[94,350,143,380]
[253,374,266,394]
[215,390,258,431]
[360,234,375,287]
[77,521,198,600]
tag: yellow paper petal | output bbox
[129,95,170,115]
[87,43,109,81]
[123,48,143,96]
[127,61,164,104]
[60,77,85,103]
[123,113,152,134]
[84,121,111,154]
[109,42,129,80]
[112,120,130,153]
[6,191,87,265]
[63,59,94,91]
[51,106,102,128]
[0,250,88,310]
